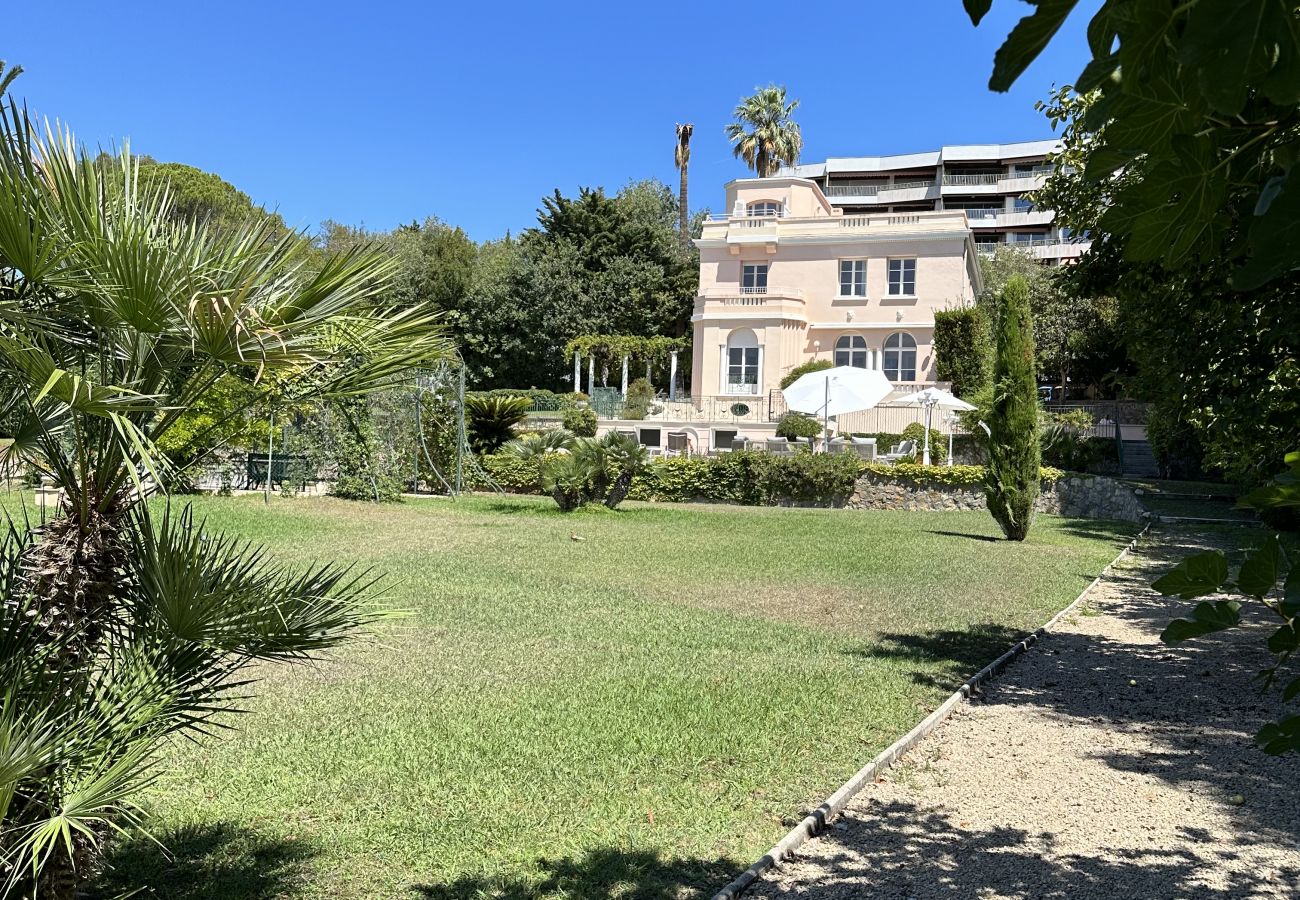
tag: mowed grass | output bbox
[81,494,1135,899]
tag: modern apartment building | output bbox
[690,176,981,407]
[780,140,1089,264]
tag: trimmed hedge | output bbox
[478,450,1063,506]
[628,451,861,506]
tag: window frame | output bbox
[834,334,869,369]
[746,200,782,218]
[882,331,918,382]
[887,258,917,297]
[838,259,867,297]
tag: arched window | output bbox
[883,332,917,382]
[834,334,868,368]
[725,329,760,394]
[746,201,782,217]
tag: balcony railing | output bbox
[739,285,767,294]
[941,168,1053,186]
[976,239,1092,258]
[824,179,936,197]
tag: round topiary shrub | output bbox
[561,406,598,437]
[901,422,945,459]
[776,412,823,441]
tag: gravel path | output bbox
[751,528,1300,899]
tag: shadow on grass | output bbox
[845,623,1028,688]
[88,823,318,900]
[411,846,741,900]
[1051,517,1142,543]
[922,529,1001,543]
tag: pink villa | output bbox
[592,176,983,451]
[691,176,982,404]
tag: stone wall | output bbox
[847,472,1147,522]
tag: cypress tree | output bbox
[985,275,1041,541]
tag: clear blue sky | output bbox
[10,1,1099,242]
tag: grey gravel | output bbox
[751,529,1300,899]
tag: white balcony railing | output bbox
[941,168,1053,187]
[739,285,767,294]
[976,239,1092,259]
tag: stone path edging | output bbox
[710,522,1152,900]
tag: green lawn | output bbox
[81,495,1134,900]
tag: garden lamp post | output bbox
[919,394,937,466]
[946,412,959,467]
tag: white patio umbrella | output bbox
[782,366,893,448]
[903,387,976,465]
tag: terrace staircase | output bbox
[1120,439,1160,477]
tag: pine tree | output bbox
[984,276,1041,541]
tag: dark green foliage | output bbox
[756,452,862,505]
[901,423,946,460]
[779,359,834,390]
[561,406,598,437]
[984,277,1041,541]
[472,388,583,410]
[1039,410,1115,473]
[775,412,823,441]
[328,396,404,503]
[1033,86,1299,488]
[479,453,544,493]
[632,452,860,506]
[459,181,697,390]
[465,395,530,454]
[622,378,657,420]
[933,306,989,397]
[1142,415,1208,482]
[538,432,650,511]
[967,0,1300,289]
[137,159,287,233]
[485,450,1062,507]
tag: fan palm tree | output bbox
[725,85,803,178]
[674,123,693,246]
[0,104,452,896]
[0,61,22,95]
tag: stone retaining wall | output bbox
[847,472,1147,522]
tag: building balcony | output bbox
[964,209,1056,228]
[976,238,1092,260]
[822,180,940,204]
[939,169,1052,194]
[698,209,971,252]
[693,287,806,322]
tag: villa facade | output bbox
[690,177,982,407]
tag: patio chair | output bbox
[828,437,849,454]
[616,429,637,441]
[851,437,877,461]
[878,439,916,463]
[792,436,814,452]
[731,436,750,452]
[764,437,794,457]
[666,432,690,455]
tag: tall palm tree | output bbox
[725,85,803,178]
[0,105,452,897]
[674,123,693,246]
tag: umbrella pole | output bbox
[922,401,932,466]
[822,378,829,452]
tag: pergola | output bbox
[565,334,690,399]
